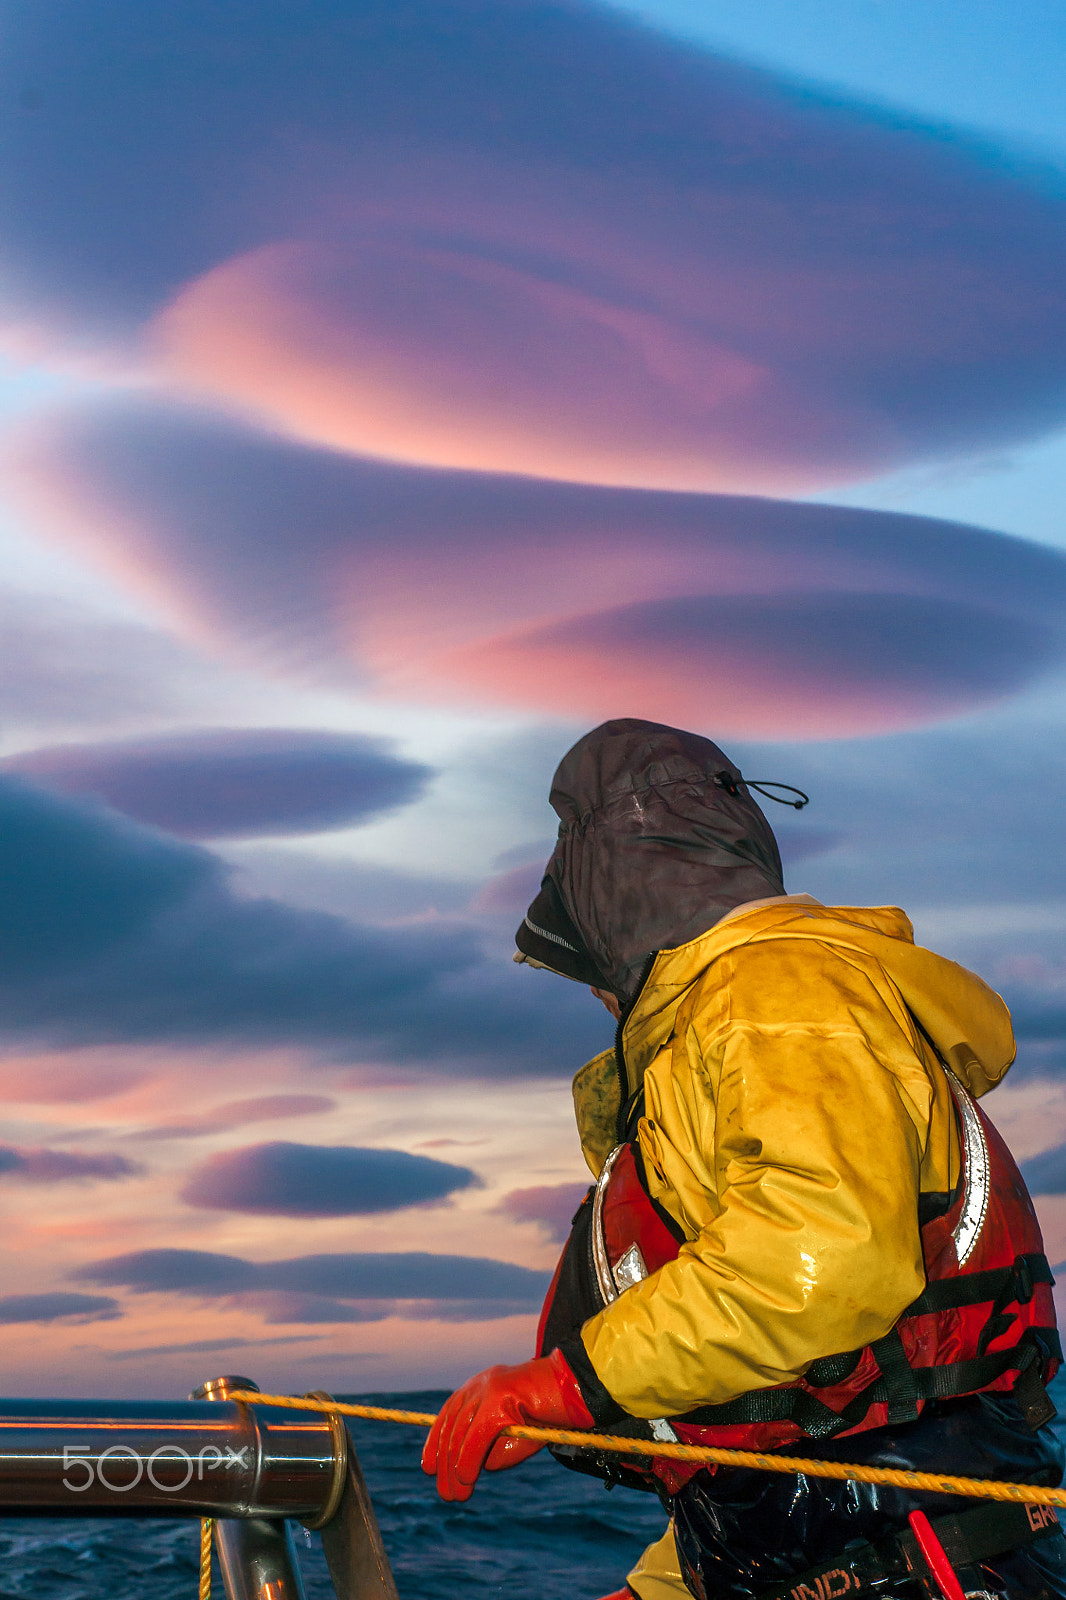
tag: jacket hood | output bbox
[516,718,785,1004]
[626,901,1017,1100]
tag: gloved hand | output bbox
[421,1347,595,1501]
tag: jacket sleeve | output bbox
[573,942,931,1421]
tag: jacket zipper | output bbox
[614,953,657,1144]
[613,1014,629,1146]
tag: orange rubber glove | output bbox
[421,1347,595,1501]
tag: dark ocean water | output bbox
[2,1378,1064,1600]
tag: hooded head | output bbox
[515,719,785,1007]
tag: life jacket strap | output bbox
[902,1254,1054,1319]
[748,1498,1062,1600]
[869,1327,920,1425]
[677,1328,1062,1438]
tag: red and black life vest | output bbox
[538,1068,1059,1486]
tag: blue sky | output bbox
[0,0,1064,1398]
[618,0,1066,159]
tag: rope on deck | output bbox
[228,1390,1066,1509]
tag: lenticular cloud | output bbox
[6,0,1066,739]
[147,232,883,494]
[2,0,1066,489]
[446,593,1060,739]
[181,1142,478,1217]
[9,398,1066,739]
[4,728,431,838]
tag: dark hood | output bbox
[515,719,785,1005]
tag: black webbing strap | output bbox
[902,1255,1054,1319]
[752,1498,1062,1600]
[680,1331,1060,1438]
[805,1349,864,1387]
[869,1327,921,1425]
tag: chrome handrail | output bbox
[0,1374,399,1600]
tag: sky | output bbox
[0,0,1065,1401]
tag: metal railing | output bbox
[0,1374,397,1600]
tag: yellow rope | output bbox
[199,1517,213,1600]
[229,1391,1066,1508]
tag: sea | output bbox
[1,1380,1064,1600]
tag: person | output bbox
[422,719,1065,1600]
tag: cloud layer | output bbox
[75,1247,549,1323]
[12,399,1066,738]
[181,1141,477,1216]
[3,0,1066,489]
[0,773,608,1069]
[139,1093,336,1141]
[0,587,224,737]
[495,1183,590,1244]
[4,728,431,838]
[455,592,1058,736]
[1022,1145,1066,1195]
[0,1293,120,1325]
[0,1146,139,1183]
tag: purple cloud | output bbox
[222,851,476,926]
[10,399,1066,737]
[113,1331,320,1356]
[4,728,431,838]
[0,1292,120,1324]
[181,1142,478,1216]
[3,0,1066,487]
[0,774,610,1071]
[495,1183,591,1243]
[0,587,221,735]
[139,1093,336,1140]
[469,862,545,918]
[245,1296,388,1326]
[0,1146,139,1183]
[1008,1006,1066,1045]
[74,1247,550,1322]
[1022,1145,1066,1195]
[772,827,843,869]
[455,590,1061,737]
[111,1334,318,1359]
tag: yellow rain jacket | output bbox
[570,897,1016,1421]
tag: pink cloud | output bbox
[150,236,870,495]
[4,727,429,838]
[495,1183,591,1243]
[469,863,545,918]
[0,1146,140,1183]
[137,67,1066,494]
[137,1093,337,1141]
[440,590,1059,739]
[9,400,1066,738]
[0,1051,149,1105]
[2,0,1066,509]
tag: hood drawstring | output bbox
[714,772,810,810]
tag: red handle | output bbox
[908,1510,968,1600]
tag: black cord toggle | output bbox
[745,780,810,810]
[714,771,810,809]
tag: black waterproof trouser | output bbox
[671,1394,1066,1600]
